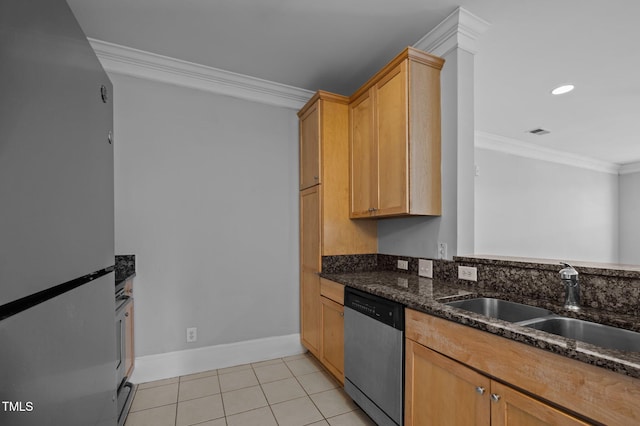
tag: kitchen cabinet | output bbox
[490,381,588,426]
[405,338,588,426]
[405,308,640,425]
[298,92,377,358]
[300,186,321,356]
[299,99,320,190]
[405,338,489,425]
[349,47,444,218]
[320,278,344,383]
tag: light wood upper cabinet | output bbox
[299,101,320,190]
[349,47,444,218]
[349,88,376,217]
[298,92,377,257]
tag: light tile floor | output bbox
[124,353,376,426]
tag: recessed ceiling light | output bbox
[551,84,575,95]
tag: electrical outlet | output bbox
[418,259,433,278]
[458,266,478,282]
[186,327,197,343]
[438,242,448,260]
[397,260,408,270]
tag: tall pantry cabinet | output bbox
[298,91,377,361]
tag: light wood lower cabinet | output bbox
[405,339,589,426]
[320,295,344,383]
[405,308,640,425]
[299,278,346,383]
[301,271,321,357]
[490,381,588,426]
[405,338,490,425]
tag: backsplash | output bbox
[455,256,640,317]
[322,253,455,280]
[322,253,640,317]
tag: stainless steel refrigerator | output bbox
[1,0,118,425]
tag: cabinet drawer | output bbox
[320,278,344,305]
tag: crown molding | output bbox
[475,131,620,175]
[89,38,314,110]
[619,161,640,175]
[413,7,490,57]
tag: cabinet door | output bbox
[300,187,321,355]
[320,296,344,383]
[376,61,408,216]
[349,88,376,218]
[301,271,321,356]
[490,381,590,426]
[405,338,490,426]
[300,100,321,190]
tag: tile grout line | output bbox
[284,354,332,424]
[254,358,282,426]
[217,370,228,425]
[128,353,363,426]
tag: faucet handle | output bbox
[559,262,578,280]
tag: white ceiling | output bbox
[67,0,640,165]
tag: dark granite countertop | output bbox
[115,255,136,285]
[321,270,640,380]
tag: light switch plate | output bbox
[418,259,433,278]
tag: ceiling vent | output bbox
[528,128,550,135]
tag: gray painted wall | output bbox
[475,147,619,263]
[112,74,300,357]
[620,171,640,264]
[378,47,476,259]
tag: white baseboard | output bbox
[129,333,305,384]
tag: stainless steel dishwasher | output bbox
[344,287,404,426]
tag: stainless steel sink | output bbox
[521,316,640,352]
[445,298,554,322]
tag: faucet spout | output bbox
[559,262,580,311]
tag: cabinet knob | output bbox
[490,393,501,402]
[340,312,344,317]
[124,312,129,317]
[475,386,485,395]
[314,176,319,180]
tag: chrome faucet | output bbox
[559,262,580,311]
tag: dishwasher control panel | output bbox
[345,287,404,330]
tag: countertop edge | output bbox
[320,271,640,380]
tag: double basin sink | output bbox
[445,298,640,352]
